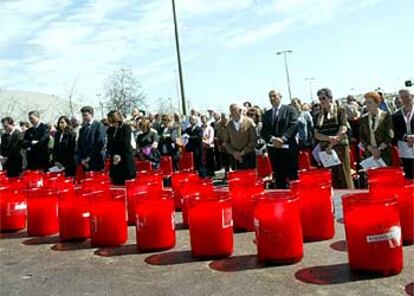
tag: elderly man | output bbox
[392,89,414,178]
[224,103,257,170]
[261,90,299,189]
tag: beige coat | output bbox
[224,116,257,155]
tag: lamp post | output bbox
[305,77,315,101]
[276,50,293,100]
[171,0,187,116]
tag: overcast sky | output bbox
[0,0,413,113]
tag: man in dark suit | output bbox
[184,115,207,177]
[75,106,106,172]
[1,117,23,177]
[392,89,414,179]
[261,90,299,189]
[21,111,49,171]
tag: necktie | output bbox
[371,115,376,130]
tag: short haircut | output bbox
[19,121,30,128]
[107,110,123,123]
[80,106,94,116]
[317,88,333,99]
[28,110,40,118]
[1,117,14,125]
[364,92,382,104]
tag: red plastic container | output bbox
[342,193,403,276]
[23,170,44,189]
[254,191,303,264]
[229,178,264,231]
[44,176,74,192]
[257,154,273,178]
[298,150,313,170]
[81,178,110,194]
[368,167,405,196]
[395,181,414,245]
[171,171,198,210]
[227,169,258,182]
[181,179,214,227]
[26,188,59,236]
[84,171,109,182]
[89,191,127,247]
[135,160,152,172]
[291,169,335,241]
[188,191,233,259]
[160,156,173,176]
[179,151,194,171]
[0,187,26,232]
[126,174,163,225]
[58,189,90,242]
[135,190,175,251]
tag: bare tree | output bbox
[103,68,146,117]
[62,78,84,117]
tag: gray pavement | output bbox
[0,191,413,296]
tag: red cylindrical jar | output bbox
[26,188,59,236]
[0,187,26,232]
[188,191,233,259]
[291,169,335,241]
[342,193,403,276]
[58,189,90,242]
[135,190,175,252]
[89,191,127,247]
[253,191,303,264]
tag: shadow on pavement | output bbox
[94,244,139,257]
[22,236,60,245]
[0,231,28,239]
[295,263,384,285]
[145,250,199,266]
[329,240,347,252]
[406,283,414,296]
[51,240,91,251]
[209,255,271,272]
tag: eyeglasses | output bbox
[319,96,328,101]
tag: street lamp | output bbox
[276,50,293,100]
[171,0,187,116]
[305,77,315,101]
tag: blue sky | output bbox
[0,0,413,113]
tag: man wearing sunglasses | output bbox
[261,90,299,189]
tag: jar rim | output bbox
[253,190,298,203]
[342,192,398,207]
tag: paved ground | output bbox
[0,190,413,296]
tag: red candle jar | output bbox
[5,178,26,191]
[0,187,26,232]
[58,189,90,242]
[89,191,127,247]
[368,167,405,196]
[135,190,175,251]
[160,156,173,177]
[395,181,414,245]
[26,188,59,236]
[291,169,335,241]
[171,172,199,210]
[179,151,194,171]
[126,175,163,225]
[342,193,403,276]
[0,172,8,186]
[227,169,258,182]
[23,170,44,189]
[44,176,74,192]
[84,171,109,182]
[181,179,214,227]
[81,179,110,194]
[253,191,303,264]
[188,191,233,259]
[135,160,152,172]
[229,178,264,231]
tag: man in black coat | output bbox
[261,90,299,189]
[75,106,106,172]
[392,89,414,179]
[1,117,23,177]
[184,115,207,177]
[21,111,49,171]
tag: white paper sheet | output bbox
[318,150,342,168]
[360,156,387,170]
[398,140,414,159]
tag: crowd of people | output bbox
[1,88,413,188]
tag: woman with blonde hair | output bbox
[136,117,160,167]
